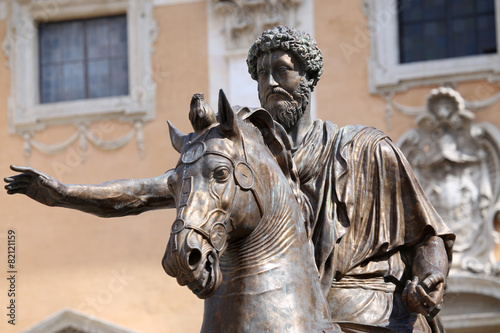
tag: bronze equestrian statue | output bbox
[4,26,454,332]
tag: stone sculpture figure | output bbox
[399,87,500,275]
[5,26,454,332]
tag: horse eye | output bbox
[213,167,230,182]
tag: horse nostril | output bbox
[188,249,202,267]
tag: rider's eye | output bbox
[213,167,230,182]
[278,66,288,73]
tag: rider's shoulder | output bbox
[321,122,393,151]
[320,121,385,140]
[339,124,380,134]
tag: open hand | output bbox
[4,165,65,207]
[402,273,444,318]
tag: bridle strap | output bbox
[172,133,265,256]
[184,224,210,240]
[173,168,240,256]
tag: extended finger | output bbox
[10,165,34,173]
[6,187,27,195]
[5,182,29,191]
[10,165,48,178]
[4,174,32,183]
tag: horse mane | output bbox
[237,107,302,203]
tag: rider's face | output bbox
[256,50,305,111]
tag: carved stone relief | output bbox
[23,308,138,333]
[399,87,500,275]
[212,0,303,50]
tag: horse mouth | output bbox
[188,252,221,299]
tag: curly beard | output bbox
[261,78,311,131]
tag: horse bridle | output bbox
[170,137,265,258]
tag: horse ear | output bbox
[217,89,239,137]
[167,120,188,153]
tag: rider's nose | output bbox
[268,73,279,87]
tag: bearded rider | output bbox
[5,26,453,333]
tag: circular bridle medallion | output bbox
[182,142,205,164]
[171,219,186,234]
[234,162,254,190]
[210,223,228,252]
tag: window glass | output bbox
[398,0,497,63]
[39,15,128,104]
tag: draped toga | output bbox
[293,120,455,332]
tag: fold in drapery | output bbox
[293,120,454,295]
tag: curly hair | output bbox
[247,26,324,91]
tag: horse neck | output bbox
[219,165,314,287]
[201,171,331,333]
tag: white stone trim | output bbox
[3,0,158,136]
[441,273,500,332]
[390,89,500,117]
[0,1,7,21]
[153,0,204,6]
[442,312,500,331]
[379,84,500,129]
[22,308,139,333]
[365,0,500,94]
[207,0,316,116]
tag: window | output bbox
[399,0,497,63]
[4,0,157,135]
[39,15,129,103]
[366,0,500,94]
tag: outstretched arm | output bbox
[4,165,175,217]
[402,235,449,318]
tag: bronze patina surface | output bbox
[163,90,337,332]
[5,26,454,332]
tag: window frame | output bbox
[3,0,157,134]
[365,0,500,94]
